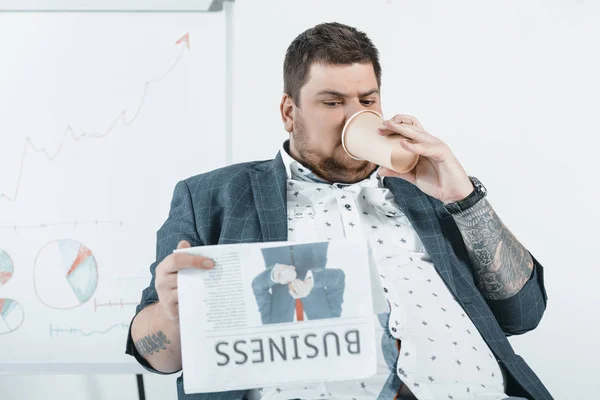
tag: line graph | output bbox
[93,298,138,312]
[49,322,128,337]
[0,220,124,231]
[0,32,191,203]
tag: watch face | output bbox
[470,176,486,194]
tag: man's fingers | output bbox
[167,252,214,273]
[380,120,439,145]
[177,240,191,250]
[160,290,178,307]
[377,123,419,142]
[391,114,424,129]
[291,279,300,291]
[292,279,306,292]
[381,120,421,138]
[155,272,177,293]
[288,282,298,298]
[280,267,297,283]
[166,302,179,322]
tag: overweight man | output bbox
[126,22,552,400]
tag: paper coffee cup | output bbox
[341,110,419,174]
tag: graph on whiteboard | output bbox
[33,239,99,309]
[0,33,190,205]
[0,249,14,288]
[0,298,24,334]
[0,12,227,371]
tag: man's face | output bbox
[281,62,383,184]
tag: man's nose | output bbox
[344,102,370,123]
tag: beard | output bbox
[290,113,376,184]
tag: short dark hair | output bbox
[283,22,382,106]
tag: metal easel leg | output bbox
[136,374,146,400]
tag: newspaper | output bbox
[176,240,377,394]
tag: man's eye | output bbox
[324,102,341,106]
[361,100,375,106]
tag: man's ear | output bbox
[280,94,295,133]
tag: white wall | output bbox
[232,0,600,399]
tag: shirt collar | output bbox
[280,140,384,187]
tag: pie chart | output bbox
[33,239,99,309]
[0,298,24,334]
[0,249,13,288]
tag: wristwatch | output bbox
[443,176,487,214]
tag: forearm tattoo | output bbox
[452,198,534,300]
[134,330,172,357]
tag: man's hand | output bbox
[154,240,215,323]
[288,270,314,299]
[271,264,297,284]
[376,114,474,204]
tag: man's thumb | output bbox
[177,240,191,250]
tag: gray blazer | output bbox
[126,153,552,400]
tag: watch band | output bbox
[443,176,487,214]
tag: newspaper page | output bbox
[176,240,377,394]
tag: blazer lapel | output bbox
[249,153,288,243]
[384,178,457,296]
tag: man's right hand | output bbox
[154,240,215,323]
[271,263,297,284]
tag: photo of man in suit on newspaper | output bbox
[251,242,346,324]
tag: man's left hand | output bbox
[288,271,315,299]
[376,114,474,204]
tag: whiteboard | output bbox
[0,11,229,373]
[0,0,221,12]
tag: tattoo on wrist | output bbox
[453,198,534,300]
[134,330,172,357]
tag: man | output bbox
[126,22,551,400]
[252,242,346,324]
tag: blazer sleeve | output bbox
[313,269,346,318]
[251,266,277,324]
[484,251,548,336]
[125,179,203,373]
[430,195,549,337]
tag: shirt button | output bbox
[383,287,388,293]
[391,327,397,332]
[344,204,351,209]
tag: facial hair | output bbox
[290,110,376,184]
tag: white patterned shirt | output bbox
[254,143,509,400]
